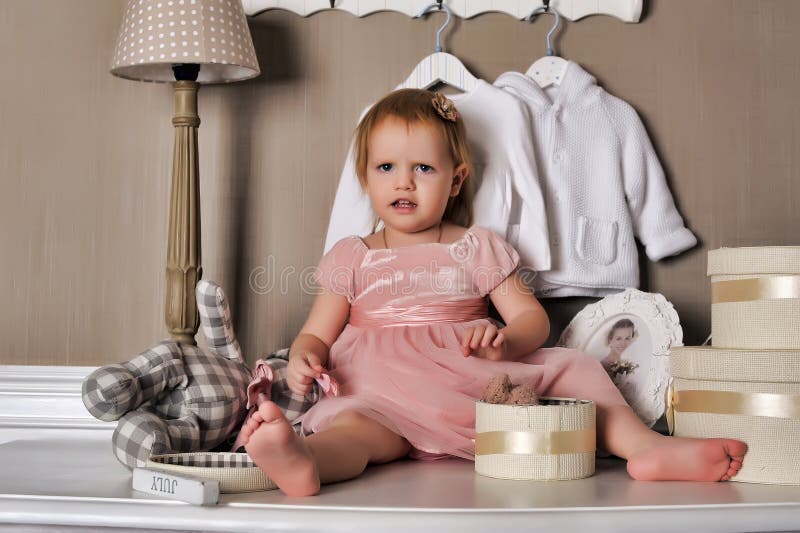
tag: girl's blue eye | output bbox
[378,163,393,172]
[416,164,433,173]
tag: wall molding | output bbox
[242,0,643,22]
[0,366,114,442]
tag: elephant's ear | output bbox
[196,279,243,363]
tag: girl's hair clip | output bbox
[431,92,459,122]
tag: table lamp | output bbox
[110,0,260,345]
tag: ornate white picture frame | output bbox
[556,288,683,427]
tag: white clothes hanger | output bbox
[525,1,568,88]
[396,1,478,93]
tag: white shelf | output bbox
[2,365,800,532]
[242,0,643,22]
[2,437,800,532]
[0,365,113,445]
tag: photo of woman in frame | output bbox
[582,315,649,415]
[601,318,639,378]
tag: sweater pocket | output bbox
[575,215,618,266]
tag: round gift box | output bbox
[669,346,800,485]
[708,246,800,350]
[146,452,277,493]
[474,398,596,481]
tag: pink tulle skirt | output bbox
[296,318,627,460]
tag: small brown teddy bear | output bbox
[480,373,538,405]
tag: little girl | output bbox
[239,89,746,497]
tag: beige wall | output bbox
[2,0,799,366]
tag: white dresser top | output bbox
[2,365,800,532]
[2,435,800,533]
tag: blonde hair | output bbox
[352,89,474,232]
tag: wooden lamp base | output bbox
[165,65,202,345]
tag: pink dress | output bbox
[297,225,627,460]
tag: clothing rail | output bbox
[241,0,643,23]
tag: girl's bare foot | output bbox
[242,401,321,496]
[627,435,747,481]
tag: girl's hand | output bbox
[461,323,507,361]
[287,350,325,396]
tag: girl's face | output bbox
[365,116,466,236]
[608,327,635,355]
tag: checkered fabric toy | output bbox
[81,280,327,469]
[81,281,249,467]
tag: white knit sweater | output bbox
[495,63,697,297]
[323,79,551,272]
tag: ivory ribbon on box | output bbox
[475,429,596,456]
[665,384,800,434]
[711,275,800,304]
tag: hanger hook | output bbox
[416,1,452,53]
[526,2,561,57]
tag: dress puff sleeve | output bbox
[460,226,521,297]
[312,236,364,303]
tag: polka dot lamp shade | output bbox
[111,0,260,83]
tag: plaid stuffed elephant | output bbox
[81,280,330,469]
[81,280,252,468]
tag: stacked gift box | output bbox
[669,246,800,485]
